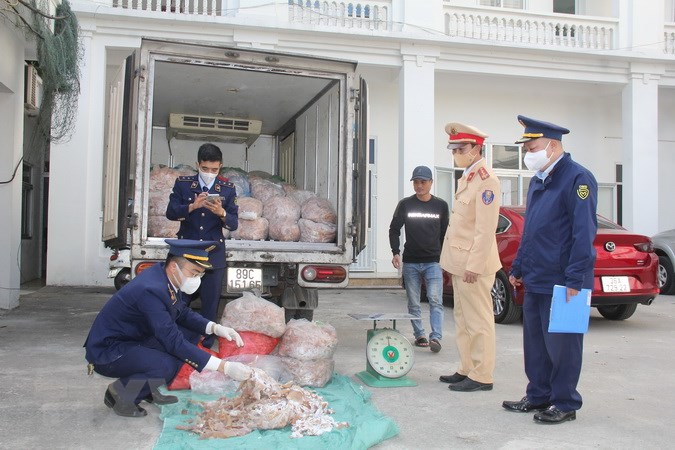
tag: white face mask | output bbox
[174,263,202,295]
[199,170,217,186]
[523,141,552,172]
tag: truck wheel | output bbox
[658,255,675,295]
[492,270,522,324]
[285,308,314,322]
[114,269,131,291]
[597,303,638,320]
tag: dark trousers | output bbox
[197,267,224,323]
[94,326,201,404]
[523,292,584,411]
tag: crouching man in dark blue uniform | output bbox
[502,116,598,424]
[166,143,238,347]
[84,239,251,418]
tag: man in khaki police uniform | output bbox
[439,123,501,392]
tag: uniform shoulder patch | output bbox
[178,175,195,181]
[481,190,494,205]
[577,184,589,200]
[478,167,489,180]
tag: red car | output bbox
[437,206,660,324]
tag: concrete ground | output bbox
[1,285,674,449]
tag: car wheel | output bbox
[114,269,131,291]
[597,303,638,320]
[657,255,675,295]
[492,270,522,324]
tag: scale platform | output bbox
[349,313,418,388]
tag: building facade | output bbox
[1,0,674,301]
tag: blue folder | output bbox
[548,285,592,333]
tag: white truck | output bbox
[102,39,369,321]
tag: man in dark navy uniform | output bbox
[166,143,238,346]
[85,239,251,418]
[502,116,597,424]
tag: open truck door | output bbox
[351,77,369,261]
[102,53,137,248]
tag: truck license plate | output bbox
[601,276,630,293]
[227,267,262,292]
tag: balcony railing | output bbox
[287,1,391,31]
[666,23,675,54]
[443,5,618,50]
[108,0,392,29]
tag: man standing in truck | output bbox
[166,143,238,347]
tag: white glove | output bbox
[213,324,244,347]
[222,361,253,381]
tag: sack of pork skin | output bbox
[268,219,300,242]
[282,356,334,388]
[278,319,338,361]
[231,217,269,241]
[298,218,336,243]
[262,196,301,222]
[301,197,337,224]
[220,291,286,338]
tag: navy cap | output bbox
[515,115,570,144]
[165,239,217,269]
[410,165,433,181]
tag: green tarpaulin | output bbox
[155,374,398,450]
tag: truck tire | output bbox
[114,269,131,291]
[492,270,522,324]
[658,255,675,295]
[597,303,638,320]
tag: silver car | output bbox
[652,229,675,295]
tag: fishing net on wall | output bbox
[2,0,82,144]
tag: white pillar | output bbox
[622,65,662,236]
[398,45,438,199]
[617,0,665,52]
[47,28,110,286]
[395,0,444,34]
[0,25,24,309]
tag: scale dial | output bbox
[366,329,414,378]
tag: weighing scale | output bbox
[349,313,417,388]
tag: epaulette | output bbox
[478,167,490,180]
[217,178,235,188]
[178,175,196,181]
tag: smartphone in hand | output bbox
[206,193,221,204]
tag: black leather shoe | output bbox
[533,406,576,424]
[439,372,467,384]
[502,396,551,413]
[104,384,147,418]
[449,377,493,392]
[143,389,178,405]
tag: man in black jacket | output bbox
[390,166,449,353]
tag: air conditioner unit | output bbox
[167,113,262,146]
[24,64,43,113]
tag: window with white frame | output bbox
[479,0,524,9]
[553,0,576,14]
[490,143,531,206]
